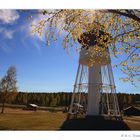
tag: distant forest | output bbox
[0,92,140,110]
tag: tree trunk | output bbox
[1,102,5,114]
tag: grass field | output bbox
[0,107,67,130]
[0,107,140,130]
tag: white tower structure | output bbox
[69,27,121,119]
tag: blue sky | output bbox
[0,10,139,93]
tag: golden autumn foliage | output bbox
[30,10,140,84]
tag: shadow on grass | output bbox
[60,116,130,130]
[0,126,13,130]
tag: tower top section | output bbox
[78,27,112,49]
[78,23,112,66]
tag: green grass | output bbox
[0,107,140,130]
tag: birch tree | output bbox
[0,66,17,113]
[30,10,140,85]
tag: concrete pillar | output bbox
[87,65,102,116]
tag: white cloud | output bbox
[27,10,67,44]
[0,27,15,39]
[0,10,19,24]
[28,13,47,41]
[28,10,65,41]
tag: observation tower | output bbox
[68,25,121,119]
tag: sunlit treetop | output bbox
[30,10,140,85]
